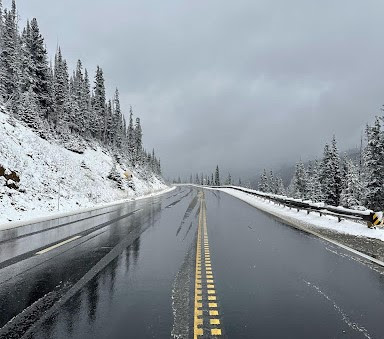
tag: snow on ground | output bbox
[0,111,168,225]
[216,187,384,242]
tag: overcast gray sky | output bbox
[11,0,383,179]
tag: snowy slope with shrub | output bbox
[0,111,167,224]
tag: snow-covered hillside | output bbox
[0,111,167,224]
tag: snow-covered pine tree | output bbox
[290,160,308,199]
[82,68,92,136]
[269,170,275,194]
[225,173,232,185]
[258,169,269,192]
[320,137,342,206]
[113,88,123,148]
[275,176,286,195]
[340,154,349,193]
[340,158,363,208]
[18,86,40,129]
[0,6,19,111]
[68,71,81,134]
[19,22,34,94]
[71,59,87,135]
[150,149,156,172]
[92,66,106,141]
[105,99,113,145]
[29,18,53,120]
[0,0,3,36]
[215,165,220,186]
[53,48,70,130]
[307,159,323,202]
[127,106,135,159]
[134,117,142,166]
[195,173,199,184]
[362,118,384,210]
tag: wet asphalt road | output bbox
[1,186,384,338]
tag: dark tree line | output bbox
[175,165,245,187]
[0,0,161,176]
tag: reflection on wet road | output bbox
[1,186,384,338]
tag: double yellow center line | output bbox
[194,192,222,337]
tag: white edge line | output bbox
[36,235,82,255]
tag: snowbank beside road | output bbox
[0,111,168,224]
[216,187,384,242]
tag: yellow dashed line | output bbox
[194,192,222,337]
[194,195,204,338]
[195,328,203,336]
[212,329,222,335]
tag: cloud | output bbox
[13,0,383,179]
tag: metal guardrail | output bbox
[214,186,376,228]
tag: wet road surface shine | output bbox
[1,186,384,338]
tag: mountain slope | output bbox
[0,110,167,224]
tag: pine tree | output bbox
[215,165,220,186]
[19,21,34,94]
[258,169,269,192]
[18,86,40,129]
[134,117,142,166]
[320,137,342,206]
[0,7,19,110]
[71,59,87,134]
[81,68,92,136]
[113,88,123,148]
[275,176,286,195]
[127,106,135,158]
[105,99,113,144]
[290,160,308,199]
[0,0,3,36]
[29,18,53,119]
[225,173,232,185]
[362,118,384,210]
[53,48,70,129]
[308,159,324,202]
[269,170,275,194]
[340,159,363,208]
[92,66,106,140]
